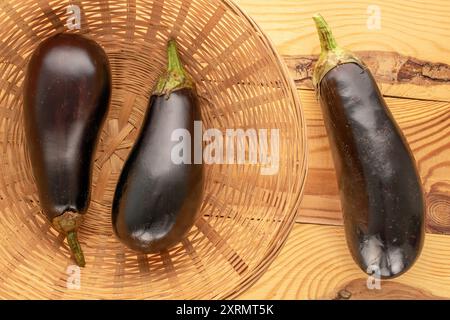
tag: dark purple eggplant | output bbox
[24,33,111,266]
[312,15,425,278]
[112,40,203,253]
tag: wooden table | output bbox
[235,0,450,300]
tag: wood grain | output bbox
[235,0,450,62]
[240,224,450,300]
[298,89,450,234]
[235,0,450,101]
[333,279,442,300]
[234,0,450,300]
[284,52,450,102]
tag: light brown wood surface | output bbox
[236,0,450,101]
[236,0,450,299]
[241,224,450,300]
[236,0,450,62]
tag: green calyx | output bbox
[53,211,86,267]
[154,39,194,97]
[312,14,365,95]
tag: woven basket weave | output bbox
[0,0,307,299]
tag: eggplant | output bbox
[112,40,203,253]
[24,33,111,266]
[312,15,425,278]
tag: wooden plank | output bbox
[235,0,450,101]
[240,224,450,300]
[297,89,450,234]
[284,52,450,102]
[235,0,450,62]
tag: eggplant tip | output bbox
[359,235,420,279]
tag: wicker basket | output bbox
[0,0,307,299]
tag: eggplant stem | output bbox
[167,40,184,74]
[154,39,194,97]
[52,211,86,267]
[312,13,364,94]
[313,14,338,52]
[67,231,86,267]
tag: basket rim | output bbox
[219,0,309,300]
[0,0,309,300]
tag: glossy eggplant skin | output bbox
[319,63,425,278]
[112,88,203,253]
[24,33,111,221]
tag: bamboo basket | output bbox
[0,0,307,299]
